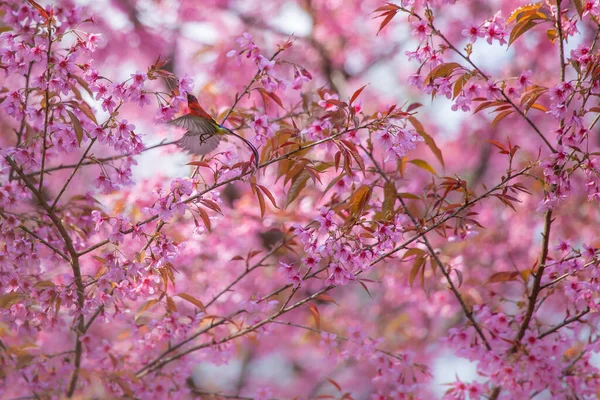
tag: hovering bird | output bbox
[169,93,259,167]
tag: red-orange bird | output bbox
[169,93,259,167]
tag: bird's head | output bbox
[186,93,198,105]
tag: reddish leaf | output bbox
[489,139,508,154]
[328,378,343,392]
[374,3,401,12]
[258,185,278,209]
[254,186,266,218]
[306,303,321,330]
[406,102,423,113]
[376,11,397,35]
[186,161,212,168]
[316,294,339,306]
[197,207,211,232]
[27,0,49,20]
[200,199,223,215]
[350,85,367,105]
[492,110,514,128]
[358,280,373,298]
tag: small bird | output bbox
[169,93,259,167]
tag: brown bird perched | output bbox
[169,93,259,167]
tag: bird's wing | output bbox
[168,115,222,156]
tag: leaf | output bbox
[33,280,56,289]
[409,159,437,175]
[27,0,49,20]
[254,185,266,218]
[409,256,426,287]
[408,117,444,167]
[306,303,320,330]
[406,102,423,113]
[316,294,339,306]
[67,110,84,146]
[380,181,396,221]
[200,199,222,215]
[474,100,506,114]
[397,192,420,199]
[328,378,342,393]
[424,62,463,85]
[0,292,25,309]
[136,299,159,316]
[166,296,177,312]
[453,268,464,287]
[358,280,373,298]
[267,91,284,109]
[508,3,544,23]
[186,161,212,168]
[486,271,520,284]
[347,185,372,217]
[489,140,509,154]
[452,74,470,99]
[176,293,207,313]
[376,11,397,35]
[341,140,366,172]
[509,20,539,47]
[323,173,346,196]
[402,248,427,259]
[491,110,514,128]
[74,100,97,123]
[258,185,278,208]
[573,0,584,17]
[374,3,401,13]
[286,169,310,208]
[350,85,367,105]
[529,103,547,112]
[71,74,94,98]
[197,207,211,232]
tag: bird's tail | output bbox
[223,127,260,168]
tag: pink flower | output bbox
[484,80,502,100]
[130,71,147,88]
[411,20,431,40]
[516,70,532,89]
[255,386,272,400]
[257,55,275,72]
[320,331,338,353]
[462,23,482,42]
[236,32,253,48]
[318,92,340,111]
[101,96,116,113]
